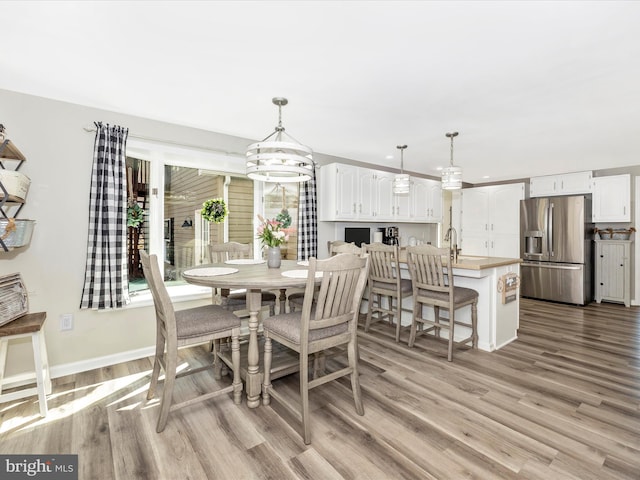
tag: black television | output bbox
[344,227,370,247]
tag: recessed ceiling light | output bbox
[385,155,394,160]
[436,166,443,171]
[483,175,490,179]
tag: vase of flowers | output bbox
[256,214,291,268]
[201,198,228,223]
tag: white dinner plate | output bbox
[183,267,239,277]
[281,269,323,279]
[225,259,266,265]
[296,260,310,266]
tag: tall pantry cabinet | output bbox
[460,183,525,258]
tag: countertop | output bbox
[397,249,521,270]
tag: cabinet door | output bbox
[490,233,521,258]
[357,169,376,220]
[461,188,490,235]
[427,181,443,222]
[489,183,524,236]
[411,178,429,221]
[335,164,358,219]
[592,174,631,222]
[558,171,592,195]
[461,234,489,256]
[375,171,395,220]
[394,185,412,220]
[530,175,558,197]
[600,243,625,299]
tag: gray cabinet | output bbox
[595,239,632,307]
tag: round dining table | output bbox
[182,259,314,408]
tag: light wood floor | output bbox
[1,298,639,479]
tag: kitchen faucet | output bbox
[444,206,460,263]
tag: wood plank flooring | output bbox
[1,298,639,479]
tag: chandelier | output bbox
[246,97,313,183]
[441,131,462,190]
[393,145,410,195]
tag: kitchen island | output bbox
[370,252,522,352]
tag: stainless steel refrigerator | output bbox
[520,195,593,305]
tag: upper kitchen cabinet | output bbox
[412,177,442,223]
[319,163,442,223]
[529,171,592,197]
[319,163,377,221]
[461,183,524,258]
[592,174,631,222]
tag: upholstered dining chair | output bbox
[288,242,363,313]
[405,245,478,361]
[209,242,277,316]
[140,251,242,433]
[262,253,370,444]
[363,242,412,342]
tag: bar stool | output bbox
[0,312,51,417]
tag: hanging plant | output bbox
[201,198,228,223]
[276,208,292,229]
[127,203,145,228]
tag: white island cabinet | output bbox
[362,254,521,352]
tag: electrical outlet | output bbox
[60,313,73,331]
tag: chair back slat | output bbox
[300,253,369,336]
[209,242,252,263]
[363,243,400,288]
[407,245,451,295]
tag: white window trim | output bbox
[125,138,251,306]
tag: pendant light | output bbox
[441,131,462,190]
[393,145,410,195]
[246,97,313,183]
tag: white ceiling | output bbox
[3,1,640,184]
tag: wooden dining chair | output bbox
[288,242,363,313]
[363,242,412,342]
[262,253,370,444]
[405,245,478,361]
[140,251,242,433]
[209,242,277,316]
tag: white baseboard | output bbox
[49,346,156,379]
[2,346,156,390]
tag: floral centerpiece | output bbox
[201,198,228,223]
[257,214,295,268]
[256,214,290,247]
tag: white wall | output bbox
[0,88,375,378]
[0,90,259,377]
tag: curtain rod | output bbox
[82,124,246,158]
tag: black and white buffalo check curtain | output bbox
[79,122,130,309]
[297,166,318,260]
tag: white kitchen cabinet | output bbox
[461,183,524,258]
[530,171,592,197]
[320,163,372,221]
[592,174,631,222]
[595,239,631,307]
[320,163,442,223]
[411,178,442,222]
[374,171,395,220]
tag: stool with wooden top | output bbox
[0,312,51,417]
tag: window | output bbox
[124,138,298,300]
